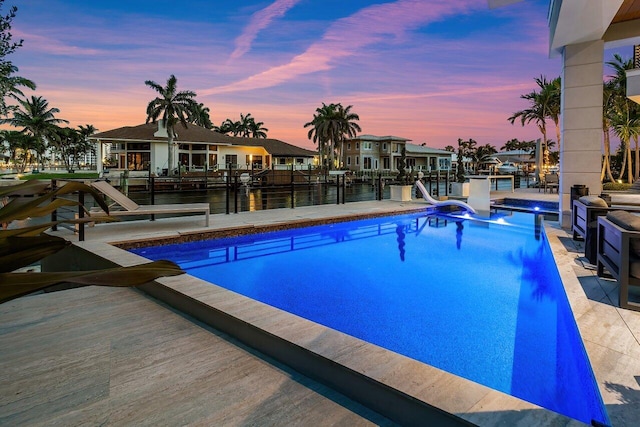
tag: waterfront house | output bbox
[90,122,317,175]
[343,134,452,176]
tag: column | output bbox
[560,40,604,227]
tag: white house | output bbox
[90,122,317,175]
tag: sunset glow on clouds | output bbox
[8,0,565,150]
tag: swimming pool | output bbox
[131,211,609,425]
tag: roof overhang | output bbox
[627,68,640,104]
[548,0,624,55]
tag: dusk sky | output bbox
[5,0,623,150]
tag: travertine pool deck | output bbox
[2,194,640,426]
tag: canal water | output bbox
[120,178,519,215]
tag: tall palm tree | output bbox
[334,104,361,167]
[304,103,360,170]
[541,76,562,152]
[509,75,560,171]
[145,75,197,173]
[0,95,68,170]
[304,103,336,169]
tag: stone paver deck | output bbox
[2,191,640,426]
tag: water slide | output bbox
[414,180,477,214]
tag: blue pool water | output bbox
[131,211,609,425]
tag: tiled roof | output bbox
[405,143,452,155]
[346,134,411,142]
[91,123,316,157]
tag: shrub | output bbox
[602,182,632,191]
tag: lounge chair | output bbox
[570,195,640,264]
[89,180,210,226]
[596,211,640,311]
[415,180,476,214]
[542,173,559,193]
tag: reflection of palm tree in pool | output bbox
[456,221,464,250]
[509,242,556,301]
[396,224,406,261]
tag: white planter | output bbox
[390,185,413,202]
[451,182,470,197]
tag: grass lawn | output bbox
[19,172,99,180]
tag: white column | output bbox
[95,140,103,174]
[560,40,604,227]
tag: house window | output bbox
[126,152,150,171]
[383,157,390,169]
[296,158,304,164]
[278,157,287,165]
[347,143,351,150]
[382,143,387,151]
[127,142,150,150]
[356,157,359,165]
[356,142,360,150]
[226,154,238,167]
[363,157,372,169]
[363,142,372,150]
[208,153,217,168]
[347,156,351,166]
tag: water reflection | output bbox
[396,224,406,261]
[456,221,464,250]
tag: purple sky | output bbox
[5,0,581,150]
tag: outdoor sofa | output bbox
[596,210,640,312]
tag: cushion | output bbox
[607,211,640,256]
[607,210,640,231]
[578,195,608,207]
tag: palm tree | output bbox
[509,76,561,171]
[606,54,640,182]
[0,95,68,170]
[304,103,335,169]
[334,104,361,168]
[216,118,241,136]
[247,115,268,138]
[541,76,562,152]
[0,129,36,173]
[474,143,497,173]
[145,75,197,173]
[0,62,36,116]
[304,103,360,170]
[191,103,213,129]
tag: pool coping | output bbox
[45,207,589,426]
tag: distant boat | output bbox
[497,161,518,174]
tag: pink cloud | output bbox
[14,29,101,56]
[203,0,486,95]
[230,0,302,61]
